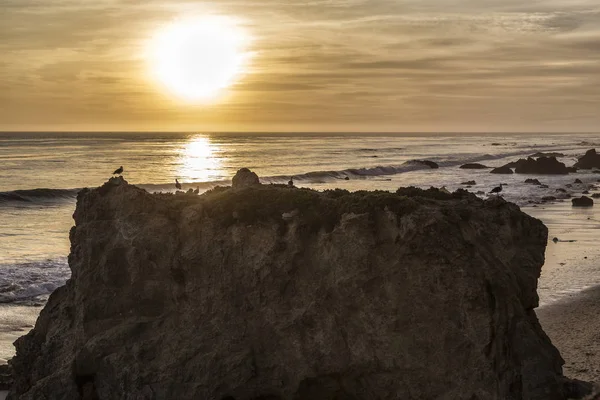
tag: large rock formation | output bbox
[9,176,572,400]
[512,157,569,175]
[574,149,600,170]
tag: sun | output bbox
[148,16,251,102]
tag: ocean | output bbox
[1,132,600,361]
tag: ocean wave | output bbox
[0,258,70,305]
[0,188,78,204]
[0,147,582,202]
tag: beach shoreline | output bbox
[538,284,600,384]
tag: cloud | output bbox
[0,0,600,130]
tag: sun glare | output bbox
[180,136,222,182]
[148,16,251,102]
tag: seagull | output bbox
[175,179,182,190]
[113,166,123,175]
[193,186,200,195]
[490,184,503,195]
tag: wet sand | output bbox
[538,285,600,384]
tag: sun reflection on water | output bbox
[179,136,222,182]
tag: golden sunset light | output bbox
[147,16,252,102]
[2,1,600,398]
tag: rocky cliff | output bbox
[9,176,570,400]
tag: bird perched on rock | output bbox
[288,178,294,187]
[489,184,503,195]
[193,187,200,195]
[175,179,182,190]
[113,166,123,175]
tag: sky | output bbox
[1,0,599,132]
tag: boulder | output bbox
[574,179,583,184]
[574,149,600,170]
[461,180,476,185]
[460,163,489,169]
[514,157,569,175]
[232,168,261,189]
[572,196,594,207]
[592,193,600,199]
[490,166,514,174]
[9,179,572,400]
[525,179,542,185]
[542,196,557,201]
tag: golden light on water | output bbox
[179,136,222,182]
[147,16,252,102]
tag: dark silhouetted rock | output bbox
[592,193,600,199]
[525,179,542,185]
[572,196,594,207]
[556,188,567,193]
[0,363,13,390]
[566,167,578,173]
[460,163,488,169]
[542,196,557,201]
[9,179,571,400]
[574,179,583,184]
[232,168,260,189]
[574,149,600,169]
[461,180,476,185]
[582,190,590,195]
[490,166,514,174]
[514,157,569,175]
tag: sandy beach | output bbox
[538,285,600,384]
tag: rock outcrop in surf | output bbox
[574,149,600,170]
[8,174,577,400]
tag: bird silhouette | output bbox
[288,177,294,187]
[490,184,503,194]
[113,166,123,175]
[175,179,182,190]
[193,186,200,195]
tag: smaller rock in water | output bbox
[540,184,549,189]
[566,166,578,173]
[232,168,261,189]
[572,196,594,207]
[525,178,542,185]
[542,196,557,201]
[582,190,590,194]
[461,180,476,185]
[574,179,583,184]
[556,188,567,193]
[460,163,488,169]
[592,193,600,199]
[490,166,513,174]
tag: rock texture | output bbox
[9,177,572,400]
[574,149,600,170]
[232,168,261,189]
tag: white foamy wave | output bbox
[0,258,70,305]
